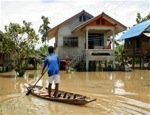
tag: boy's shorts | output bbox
[49,74,60,84]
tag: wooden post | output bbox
[86,29,89,71]
[112,28,115,69]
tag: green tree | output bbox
[39,16,50,44]
[4,21,39,76]
[136,13,150,23]
[115,44,124,62]
[35,45,49,60]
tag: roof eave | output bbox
[48,27,58,39]
[48,10,94,38]
[72,12,127,34]
[119,20,150,40]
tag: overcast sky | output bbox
[0,0,150,46]
[1,0,150,29]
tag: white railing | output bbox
[69,52,85,68]
[69,49,115,67]
[85,49,115,61]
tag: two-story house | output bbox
[48,10,126,71]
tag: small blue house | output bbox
[119,20,150,69]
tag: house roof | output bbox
[119,20,150,40]
[72,12,127,34]
[48,11,127,39]
[47,10,93,38]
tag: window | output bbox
[79,14,90,22]
[88,33,104,46]
[94,37,104,46]
[63,37,78,47]
[126,39,132,48]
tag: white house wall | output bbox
[57,18,86,59]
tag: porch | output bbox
[85,49,115,61]
[66,49,115,71]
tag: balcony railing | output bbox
[84,49,115,61]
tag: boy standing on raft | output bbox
[41,46,60,97]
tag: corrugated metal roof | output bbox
[119,20,150,40]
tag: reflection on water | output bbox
[0,70,150,115]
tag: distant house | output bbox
[48,10,126,71]
[119,20,150,69]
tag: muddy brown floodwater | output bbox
[0,70,149,115]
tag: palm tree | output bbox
[136,13,150,23]
[39,16,50,45]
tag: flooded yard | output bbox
[0,70,149,115]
